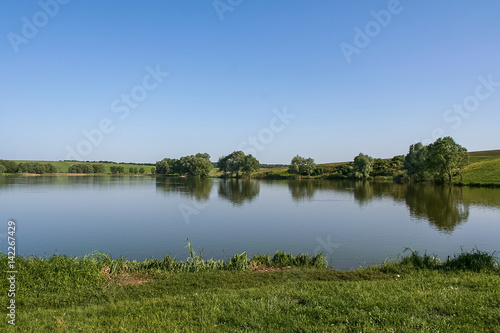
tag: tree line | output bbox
[1,136,470,183]
[156,152,261,178]
[0,161,58,174]
[324,136,469,183]
[68,163,105,174]
[156,153,214,177]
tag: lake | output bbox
[1,175,499,270]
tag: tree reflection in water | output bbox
[155,176,213,202]
[218,179,260,206]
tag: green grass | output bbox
[455,156,500,185]
[1,249,499,332]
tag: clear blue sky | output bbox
[1,0,499,164]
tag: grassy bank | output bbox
[455,155,500,186]
[1,249,499,332]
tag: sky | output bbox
[1,0,499,164]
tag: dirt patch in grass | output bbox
[102,266,149,285]
[110,273,149,286]
[250,261,293,273]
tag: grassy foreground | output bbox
[1,249,499,332]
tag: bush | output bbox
[18,162,58,174]
[443,248,497,272]
[110,166,125,174]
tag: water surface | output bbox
[1,176,498,270]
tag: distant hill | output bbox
[469,150,500,157]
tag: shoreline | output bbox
[3,173,500,187]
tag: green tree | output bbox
[426,137,470,183]
[288,155,316,177]
[92,164,105,173]
[110,166,125,174]
[217,151,254,178]
[156,158,178,175]
[0,165,6,175]
[404,143,428,181]
[151,167,156,175]
[0,160,19,173]
[172,153,212,177]
[139,167,145,174]
[353,153,373,179]
[241,154,260,177]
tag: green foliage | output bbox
[443,248,497,272]
[404,137,470,183]
[92,164,105,173]
[0,159,18,173]
[400,248,442,270]
[0,164,5,174]
[398,248,497,272]
[289,155,317,176]
[217,151,260,177]
[18,162,57,174]
[155,158,176,175]
[353,153,374,179]
[251,254,272,267]
[129,167,139,174]
[110,166,125,174]
[427,136,470,183]
[139,167,145,174]
[157,154,213,177]
[68,163,95,173]
[228,252,251,271]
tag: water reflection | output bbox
[155,176,213,201]
[286,179,472,232]
[404,185,469,233]
[218,179,260,205]
[288,180,316,201]
[1,175,496,234]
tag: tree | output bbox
[0,160,18,173]
[68,163,93,173]
[426,137,469,183]
[217,151,259,178]
[156,158,178,175]
[241,154,260,177]
[353,153,373,179]
[404,143,428,181]
[18,162,58,174]
[92,164,105,173]
[288,155,316,177]
[0,165,6,175]
[139,167,145,174]
[151,167,156,175]
[163,153,212,177]
[110,166,125,174]
[289,155,304,175]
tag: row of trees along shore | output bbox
[156,152,261,178]
[0,162,58,175]
[0,136,470,183]
[288,137,470,184]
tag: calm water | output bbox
[1,176,499,270]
